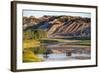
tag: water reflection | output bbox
[30,43,91,61]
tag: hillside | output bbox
[23,15,91,38]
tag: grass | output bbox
[77,40,90,46]
[23,49,43,62]
[64,40,90,46]
[23,39,40,49]
[40,38,90,46]
[40,38,77,43]
[30,47,46,54]
[23,39,45,62]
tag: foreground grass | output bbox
[23,49,43,62]
[23,39,44,62]
[23,39,40,49]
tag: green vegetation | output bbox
[23,50,43,62]
[23,29,47,40]
[23,39,40,48]
[30,46,46,54]
[40,38,72,43]
[23,29,48,62]
[40,38,90,46]
[63,40,90,46]
[77,40,90,46]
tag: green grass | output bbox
[30,47,46,54]
[40,38,73,43]
[23,50,43,62]
[40,38,90,46]
[77,40,90,46]
[23,39,40,48]
[66,40,90,46]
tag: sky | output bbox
[23,10,91,18]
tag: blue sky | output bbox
[23,10,91,18]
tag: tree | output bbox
[32,29,47,40]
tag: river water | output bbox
[37,53,90,61]
[35,42,91,61]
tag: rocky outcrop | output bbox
[23,15,91,37]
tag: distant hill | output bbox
[23,15,91,38]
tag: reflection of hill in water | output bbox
[32,41,91,61]
[37,53,91,61]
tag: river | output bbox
[34,41,91,61]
